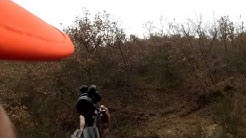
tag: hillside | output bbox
[1,13,246,138]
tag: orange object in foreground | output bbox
[0,0,74,60]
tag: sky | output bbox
[13,0,246,37]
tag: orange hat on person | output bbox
[0,0,74,61]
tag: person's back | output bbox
[72,85,110,138]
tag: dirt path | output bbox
[106,88,215,137]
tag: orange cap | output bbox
[0,0,75,61]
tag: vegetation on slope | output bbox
[1,11,246,137]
